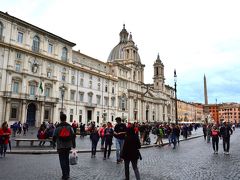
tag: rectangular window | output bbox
[112,87,114,94]
[111,98,115,107]
[71,76,75,85]
[15,63,21,72]
[48,43,53,54]
[80,79,84,87]
[11,106,17,119]
[13,82,19,93]
[30,85,35,95]
[17,32,23,43]
[45,87,50,97]
[104,97,108,106]
[79,93,84,102]
[89,81,92,89]
[79,115,82,123]
[97,96,101,105]
[16,52,22,59]
[47,72,51,78]
[70,114,73,122]
[88,95,92,104]
[97,83,101,91]
[70,91,75,101]
[62,75,66,81]
[44,110,50,120]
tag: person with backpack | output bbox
[0,121,11,157]
[154,125,164,146]
[211,125,220,154]
[53,113,76,180]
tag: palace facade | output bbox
[0,11,175,127]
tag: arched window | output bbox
[32,36,40,52]
[62,47,68,61]
[0,22,3,39]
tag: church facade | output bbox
[0,11,175,126]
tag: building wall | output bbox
[0,12,175,127]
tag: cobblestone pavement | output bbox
[1,129,240,180]
[10,127,203,151]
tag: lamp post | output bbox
[60,84,65,114]
[174,69,178,125]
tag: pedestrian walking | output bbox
[206,124,212,143]
[220,122,233,155]
[210,125,220,154]
[114,117,127,164]
[71,121,78,134]
[103,122,114,160]
[90,127,99,158]
[0,121,11,157]
[154,125,164,146]
[99,124,106,149]
[171,124,178,149]
[121,126,141,180]
[202,124,207,141]
[53,113,76,180]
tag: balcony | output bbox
[3,91,12,97]
[32,46,39,53]
[85,102,97,108]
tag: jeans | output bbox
[115,138,124,161]
[223,137,230,152]
[212,138,219,152]
[124,159,140,180]
[104,141,112,158]
[100,137,105,148]
[0,144,7,157]
[58,149,70,179]
[171,135,177,148]
[91,141,98,155]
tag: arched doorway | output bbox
[26,103,36,126]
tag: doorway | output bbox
[26,103,36,126]
[87,110,92,123]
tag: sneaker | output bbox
[226,152,230,155]
[103,157,106,160]
[215,151,218,154]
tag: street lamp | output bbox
[174,69,178,125]
[60,84,65,114]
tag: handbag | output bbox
[69,150,78,165]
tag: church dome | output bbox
[107,24,141,63]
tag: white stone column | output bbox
[5,99,11,123]
[21,100,27,123]
[40,102,45,124]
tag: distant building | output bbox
[208,102,240,124]
[0,12,175,127]
[177,100,204,123]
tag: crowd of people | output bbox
[0,116,237,180]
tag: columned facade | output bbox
[0,12,175,127]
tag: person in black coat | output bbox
[121,126,141,180]
[90,127,100,158]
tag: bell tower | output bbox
[153,54,165,90]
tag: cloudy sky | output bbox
[2,0,240,104]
